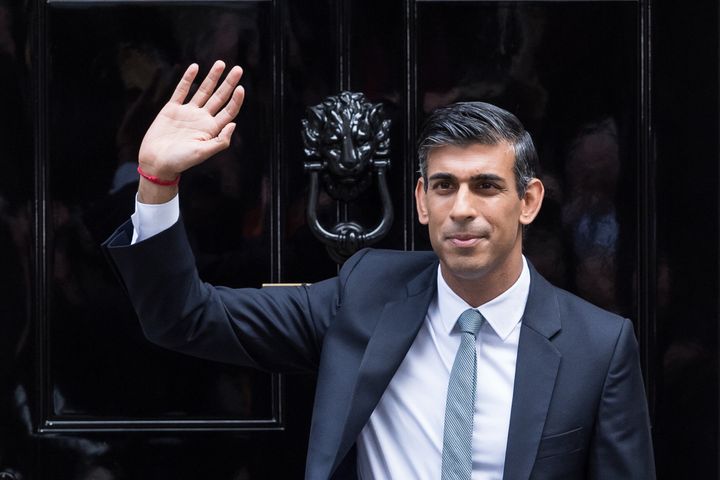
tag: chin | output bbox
[442,257,493,281]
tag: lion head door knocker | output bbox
[302,91,393,263]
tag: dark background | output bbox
[0,0,716,478]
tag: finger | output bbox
[205,65,244,115]
[214,85,246,126]
[193,122,236,163]
[189,60,226,107]
[218,121,237,145]
[169,64,199,104]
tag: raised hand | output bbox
[138,60,245,181]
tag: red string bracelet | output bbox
[137,165,180,186]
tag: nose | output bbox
[449,184,477,222]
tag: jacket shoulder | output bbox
[336,248,437,302]
[554,286,626,324]
[549,282,632,354]
[526,264,630,354]
[340,248,437,280]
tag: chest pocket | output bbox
[536,427,585,459]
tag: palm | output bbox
[139,61,245,177]
[142,102,223,166]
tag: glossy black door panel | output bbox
[347,0,408,252]
[0,1,34,478]
[46,3,276,425]
[652,1,719,478]
[280,0,340,282]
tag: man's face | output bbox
[415,142,542,292]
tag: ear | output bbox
[415,177,429,225]
[519,178,544,225]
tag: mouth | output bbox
[445,233,487,248]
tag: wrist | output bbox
[137,165,180,186]
[138,177,179,204]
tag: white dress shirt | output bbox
[131,195,530,479]
[130,194,180,244]
[356,259,530,480]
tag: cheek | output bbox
[497,214,524,239]
[425,214,446,241]
[486,207,521,235]
[427,215,443,234]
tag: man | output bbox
[104,61,655,479]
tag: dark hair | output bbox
[417,102,538,197]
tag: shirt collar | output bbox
[436,256,531,341]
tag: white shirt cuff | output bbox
[130,193,180,244]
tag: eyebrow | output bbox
[427,172,506,183]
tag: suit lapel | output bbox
[330,260,438,475]
[326,261,563,478]
[503,265,562,480]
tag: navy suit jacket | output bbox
[104,219,655,479]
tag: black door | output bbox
[1,1,716,478]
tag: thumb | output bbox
[218,122,237,144]
[194,122,237,162]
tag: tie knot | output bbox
[457,308,484,337]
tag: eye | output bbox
[474,181,503,194]
[431,180,454,192]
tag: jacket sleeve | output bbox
[587,318,656,479]
[102,218,354,373]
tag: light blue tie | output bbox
[441,308,485,480]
